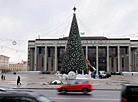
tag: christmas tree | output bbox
[60,13,87,74]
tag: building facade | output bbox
[0,55,10,73]
[9,61,27,72]
[27,37,138,73]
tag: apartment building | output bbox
[0,55,10,73]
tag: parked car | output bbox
[104,72,111,78]
[91,70,108,79]
[50,80,63,85]
[0,91,53,102]
[57,80,92,94]
[98,71,107,79]
[121,84,138,102]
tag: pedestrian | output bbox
[17,76,21,85]
[132,73,133,76]
[1,74,3,80]
[3,75,5,80]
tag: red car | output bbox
[57,80,92,94]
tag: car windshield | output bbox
[37,96,53,102]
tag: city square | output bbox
[0,73,137,90]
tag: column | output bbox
[107,46,109,72]
[44,45,47,71]
[55,45,57,71]
[118,46,120,72]
[86,45,88,60]
[34,45,37,71]
[96,46,98,75]
[86,45,88,71]
[129,45,131,72]
[120,56,122,72]
[65,45,67,51]
[29,48,32,71]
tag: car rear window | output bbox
[127,87,138,93]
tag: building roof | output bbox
[28,36,131,42]
[0,55,10,58]
[9,61,27,65]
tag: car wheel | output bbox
[99,75,102,79]
[83,88,88,94]
[61,88,66,94]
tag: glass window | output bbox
[88,47,96,68]
[57,47,65,71]
[68,81,76,85]
[14,97,37,102]
[76,81,85,84]
[98,47,107,71]
[0,97,14,101]
[37,96,52,102]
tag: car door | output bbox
[66,81,78,91]
[75,81,85,91]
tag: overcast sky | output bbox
[0,0,138,62]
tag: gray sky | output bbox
[0,0,138,62]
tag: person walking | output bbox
[17,76,21,85]
[1,74,3,80]
[3,75,5,80]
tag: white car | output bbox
[50,80,63,85]
[98,71,107,78]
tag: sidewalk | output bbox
[0,74,137,90]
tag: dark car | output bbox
[104,72,111,78]
[121,84,138,102]
[0,91,53,102]
[57,80,92,94]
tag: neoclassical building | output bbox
[27,36,138,73]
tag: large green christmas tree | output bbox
[60,13,87,74]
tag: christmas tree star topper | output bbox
[73,6,77,12]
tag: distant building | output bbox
[0,55,10,73]
[9,61,27,72]
[27,37,138,73]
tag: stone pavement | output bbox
[0,74,138,90]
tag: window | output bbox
[0,97,14,101]
[0,97,37,102]
[14,97,37,102]
[76,81,85,84]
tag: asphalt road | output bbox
[17,89,121,102]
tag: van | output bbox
[121,84,138,102]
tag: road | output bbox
[17,89,121,102]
